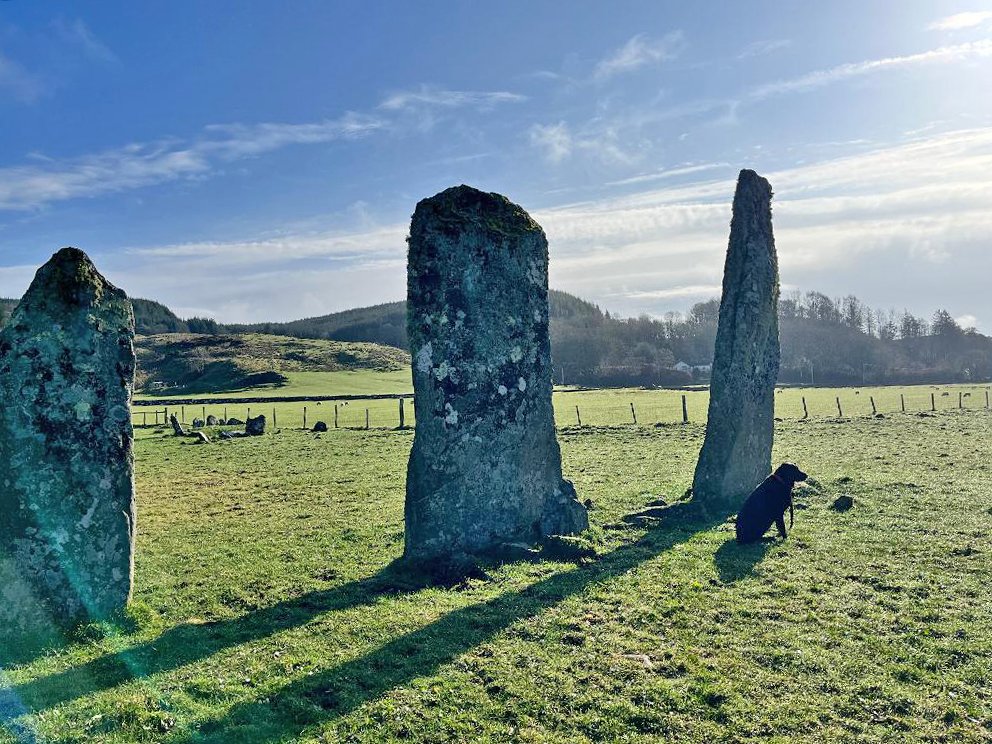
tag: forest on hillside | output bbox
[2,290,988,387]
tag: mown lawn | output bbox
[2,411,990,742]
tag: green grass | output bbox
[2,408,990,742]
[133,381,992,432]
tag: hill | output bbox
[135,333,410,395]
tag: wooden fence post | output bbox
[630,402,637,424]
[273,407,277,427]
[248,407,251,421]
[931,393,935,412]
[959,392,963,409]
[181,405,185,423]
[399,398,406,429]
[575,405,581,426]
[900,394,905,412]
[870,396,877,415]
[202,406,206,422]
[142,411,147,427]
[986,390,990,409]
[224,407,228,421]
[802,397,808,419]
[836,397,842,417]
[303,406,308,430]
[164,407,169,423]
[334,404,339,428]
[681,395,688,424]
[365,408,370,430]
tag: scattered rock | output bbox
[226,417,244,426]
[206,415,219,426]
[312,421,328,432]
[192,418,205,428]
[693,170,780,507]
[831,495,854,512]
[403,185,588,561]
[621,653,655,670]
[190,431,210,444]
[245,415,266,436]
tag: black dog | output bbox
[735,463,808,544]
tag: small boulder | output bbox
[226,417,244,426]
[192,418,205,428]
[312,421,328,432]
[245,414,266,436]
[206,415,219,426]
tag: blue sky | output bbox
[1,1,991,328]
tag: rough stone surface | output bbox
[206,414,219,426]
[192,418,204,428]
[170,414,186,437]
[312,421,328,432]
[245,414,266,436]
[693,170,780,507]
[0,247,136,631]
[404,185,588,562]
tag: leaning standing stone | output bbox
[0,247,136,632]
[692,170,781,507]
[405,185,588,562]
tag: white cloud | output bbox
[955,314,978,329]
[0,114,385,211]
[529,122,572,163]
[0,51,46,103]
[750,40,992,99]
[738,39,792,59]
[607,162,730,187]
[51,18,116,62]
[594,32,685,80]
[929,11,992,31]
[379,86,525,111]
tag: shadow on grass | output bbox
[7,565,435,711]
[713,536,776,583]
[178,502,731,743]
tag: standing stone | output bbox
[206,414,219,426]
[170,414,186,437]
[405,185,587,562]
[0,248,136,632]
[692,170,781,507]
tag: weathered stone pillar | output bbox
[405,185,587,562]
[0,247,137,633]
[692,170,780,507]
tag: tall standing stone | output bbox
[405,185,588,562]
[0,247,137,633]
[692,170,781,507]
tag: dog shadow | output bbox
[713,536,776,582]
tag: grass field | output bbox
[2,406,990,742]
[133,380,992,432]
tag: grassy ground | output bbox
[133,381,992,431]
[2,409,990,742]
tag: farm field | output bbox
[2,409,990,742]
[133,381,992,432]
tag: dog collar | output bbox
[771,472,787,485]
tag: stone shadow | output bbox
[171,502,731,743]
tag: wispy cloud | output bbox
[738,39,792,59]
[606,162,730,187]
[929,11,992,31]
[529,121,635,165]
[749,40,992,99]
[0,51,46,103]
[0,114,384,211]
[51,18,116,62]
[379,86,525,111]
[593,32,685,80]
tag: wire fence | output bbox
[131,385,992,430]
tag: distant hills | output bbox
[3,287,992,389]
